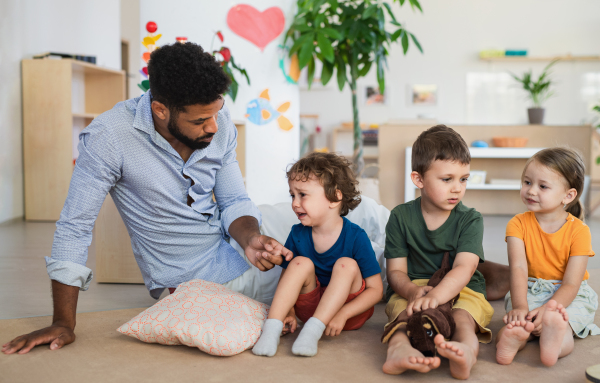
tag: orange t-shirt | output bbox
[505,211,595,281]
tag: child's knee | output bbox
[452,308,476,328]
[289,256,315,273]
[332,257,359,274]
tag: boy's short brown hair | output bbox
[286,152,361,216]
[412,125,471,175]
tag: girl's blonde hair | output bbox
[522,147,586,220]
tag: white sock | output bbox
[292,317,326,357]
[252,319,283,357]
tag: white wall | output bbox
[300,0,600,136]
[0,0,121,223]
[140,0,300,206]
[121,0,141,99]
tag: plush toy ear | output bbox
[422,312,452,340]
[381,321,408,343]
[422,315,441,335]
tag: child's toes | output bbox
[524,321,535,332]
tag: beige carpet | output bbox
[2,270,600,383]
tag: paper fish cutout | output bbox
[245,89,293,131]
[142,34,162,49]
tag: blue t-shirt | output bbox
[280,217,381,286]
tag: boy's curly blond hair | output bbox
[286,152,361,216]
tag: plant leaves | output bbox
[400,30,409,54]
[410,33,423,53]
[317,33,335,63]
[321,60,334,85]
[409,0,423,12]
[294,24,313,32]
[322,27,342,40]
[289,33,314,55]
[229,57,251,85]
[307,55,316,88]
[362,4,377,19]
[227,76,239,101]
[336,56,347,91]
[358,60,372,77]
[298,39,315,69]
[383,3,398,23]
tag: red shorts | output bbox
[294,278,374,331]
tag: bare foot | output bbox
[539,300,570,367]
[496,321,534,365]
[434,334,476,380]
[383,343,441,375]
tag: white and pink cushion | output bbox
[117,279,269,356]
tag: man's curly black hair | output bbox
[148,42,231,111]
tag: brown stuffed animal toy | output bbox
[381,252,459,357]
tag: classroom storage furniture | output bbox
[22,59,125,221]
[379,124,598,215]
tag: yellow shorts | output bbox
[385,279,494,343]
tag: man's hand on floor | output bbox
[2,324,76,354]
[245,234,293,271]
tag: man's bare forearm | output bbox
[228,216,260,249]
[51,280,79,330]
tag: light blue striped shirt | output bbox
[46,91,261,299]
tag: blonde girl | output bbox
[495,147,598,366]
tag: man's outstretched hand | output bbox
[245,234,293,271]
[2,324,75,355]
[3,280,79,355]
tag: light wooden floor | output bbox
[1,214,599,320]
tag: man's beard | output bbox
[167,114,214,150]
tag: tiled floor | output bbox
[1,214,599,320]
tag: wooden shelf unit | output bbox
[22,59,125,221]
[480,55,600,62]
[404,147,544,202]
[379,124,596,215]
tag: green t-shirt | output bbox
[384,197,486,301]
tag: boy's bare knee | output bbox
[289,256,315,272]
[333,257,358,273]
[452,308,477,330]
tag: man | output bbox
[3,43,291,354]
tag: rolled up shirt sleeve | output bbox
[46,121,122,290]
[213,105,261,237]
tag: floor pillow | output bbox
[117,279,269,356]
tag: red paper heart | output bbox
[227,4,285,51]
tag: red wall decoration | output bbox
[227,4,285,52]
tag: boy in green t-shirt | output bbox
[381,125,494,380]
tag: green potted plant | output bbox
[511,60,558,125]
[284,0,423,174]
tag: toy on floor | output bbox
[381,252,459,356]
